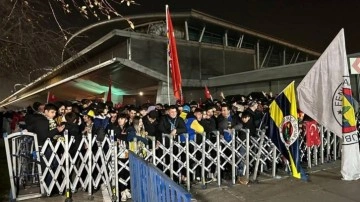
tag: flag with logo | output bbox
[267,81,307,180]
[297,28,360,180]
[304,120,321,147]
[166,5,183,103]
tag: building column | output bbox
[156,81,176,105]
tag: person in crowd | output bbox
[143,109,160,140]
[183,108,204,143]
[127,107,137,126]
[127,116,149,159]
[155,103,163,110]
[217,103,242,179]
[112,113,132,202]
[217,104,242,142]
[186,107,204,181]
[93,102,109,141]
[27,103,65,146]
[64,112,81,157]
[189,101,198,113]
[131,116,147,138]
[200,106,218,181]
[81,109,95,152]
[25,101,45,129]
[64,101,73,115]
[63,111,81,185]
[158,105,187,182]
[71,102,83,125]
[244,100,262,137]
[81,99,92,111]
[107,109,118,131]
[54,101,65,126]
[236,111,253,185]
[179,104,190,120]
[139,104,149,118]
[205,105,218,127]
[158,105,187,138]
[27,103,65,192]
[177,104,184,115]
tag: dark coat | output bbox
[244,108,262,137]
[64,122,81,156]
[199,118,217,135]
[143,115,160,141]
[158,115,187,139]
[217,114,242,132]
[27,114,58,146]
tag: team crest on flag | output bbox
[279,115,299,147]
[342,86,357,133]
[268,81,307,180]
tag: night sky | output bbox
[116,0,359,54]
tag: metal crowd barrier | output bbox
[4,125,343,201]
[129,151,192,202]
[3,131,43,201]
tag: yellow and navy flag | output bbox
[267,81,307,180]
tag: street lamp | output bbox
[28,68,53,83]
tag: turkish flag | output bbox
[204,85,212,100]
[166,5,183,103]
[304,120,321,147]
[47,91,57,103]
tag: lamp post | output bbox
[28,68,52,83]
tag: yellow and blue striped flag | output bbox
[267,81,307,180]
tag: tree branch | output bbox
[0,37,22,45]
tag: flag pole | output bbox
[46,91,50,103]
[166,5,170,105]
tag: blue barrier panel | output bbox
[129,152,192,202]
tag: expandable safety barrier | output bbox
[4,126,341,201]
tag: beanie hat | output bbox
[183,105,190,113]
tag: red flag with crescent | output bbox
[304,120,321,147]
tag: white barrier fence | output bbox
[3,125,341,201]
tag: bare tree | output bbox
[0,1,67,80]
[0,0,137,83]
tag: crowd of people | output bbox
[1,93,274,201]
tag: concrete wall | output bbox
[130,38,255,80]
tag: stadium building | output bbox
[1,9,357,109]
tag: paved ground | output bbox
[191,160,360,202]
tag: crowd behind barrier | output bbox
[3,125,341,201]
[1,97,344,201]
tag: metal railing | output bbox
[3,126,341,201]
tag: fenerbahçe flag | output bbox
[268,81,307,180]
[297,29,360,180]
